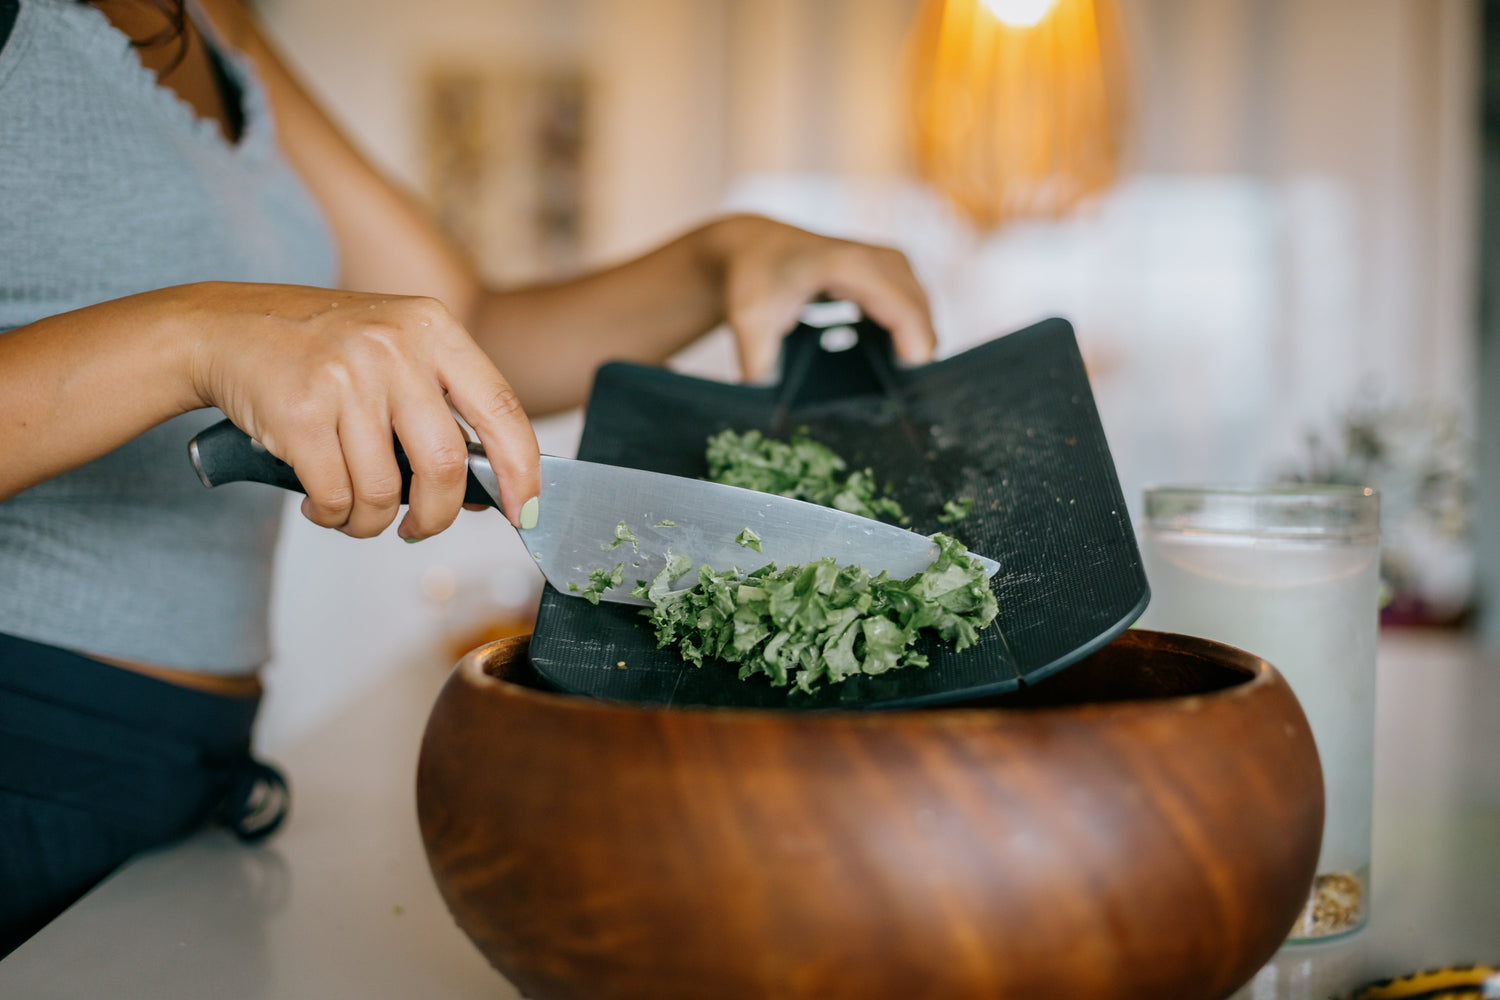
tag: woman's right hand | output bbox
[182,281,539,541]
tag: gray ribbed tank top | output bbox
[0,0,339,671]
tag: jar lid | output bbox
[1143,484,1380,542]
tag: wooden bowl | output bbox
[417,630,1322,1000]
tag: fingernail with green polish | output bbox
[519,496,540,530]
[403,535,422,544]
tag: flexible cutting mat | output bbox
[526,316,1148,709]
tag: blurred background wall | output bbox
[249,0,1480,750]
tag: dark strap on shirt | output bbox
[0,1,19,56]
[205,39,245,143]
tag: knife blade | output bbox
[188,419,1000,607]
[514,456,1000,606]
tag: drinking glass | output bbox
[1136,485,1380,941]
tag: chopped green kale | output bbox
[632,534,996,692]
[735,527,763,552]
[572,562,624,604]
[705,429,907,524]
[654,520,676,527]
[601,521,639,552]
[630,550,694,606]
[937,498,973,524]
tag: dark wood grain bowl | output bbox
[417,629,1322,1000]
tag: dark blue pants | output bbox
[0,633,287,956]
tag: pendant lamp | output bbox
[906,0,1130,228]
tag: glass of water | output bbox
[1136,485,1380,941]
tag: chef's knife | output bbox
[188,419,1000,606]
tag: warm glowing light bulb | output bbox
[980,0,1057,27]
[907,0,1129,227]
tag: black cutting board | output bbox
[526,316,1148,709]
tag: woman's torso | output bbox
[0,0,339,673]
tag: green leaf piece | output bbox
[576,562,624,605]
[937,497,973,523]
[601,521,640,552]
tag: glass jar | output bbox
[1136,485,1380,942]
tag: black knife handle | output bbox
[189,418,501,510]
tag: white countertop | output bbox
[3,631,1497,999]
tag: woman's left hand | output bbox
[704,215,938,382]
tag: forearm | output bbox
[470,213,936,416]
[471,219,730,416]
[0,287,207,501]
[2,280,542,537]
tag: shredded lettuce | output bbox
[601,521,640,552]
[734,527,763,552]
[569,562,624,605]
[705,429,907,524]
[937,497,973,523]
[631,534,996,692]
